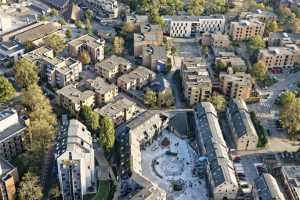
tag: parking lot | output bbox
[173,39,201,58]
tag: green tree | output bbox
[75,20,82,29]
[113,36,124,55]
[80,105,100,131]
[85,19,93,33]
[265,21,279,35]
[215,60,227,71]
[85,9,94,21]
[99,116,115,151]
[292,18,300,33]
[202,46,209,57]
[158,90,173,107]
[49,185,61,200]
[210,94,226,111]
[18,172,43,200]
[279,6,296,25]
[65,28,72,39]
[44,34,65,55]
[15,58,38,89]
[251,61,267,81]
[79,50,91,65]
[0,76,15,103]
[23,41,35,52]
[39,15,48,21]
[248,35,265,52]
[280,91,296,106]
[144,90,157,107]
[188,0,205,16]
[205,0,227,14]
[58,18,66,25]
[280,98,300,136]
[49,9,59,17]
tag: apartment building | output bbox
[68,34,105,63]
[216,51,247,72]
[253,173,285,200]
[258,47,296,69]
[0,108,26,160]
[95,55,132,81]
[230,19,265,41]
[268,32,300,47]
[94,95,137,126]
[181,57,212,105]
[45,57,82,88]
[274,165,300,200]
[194,103,238,200]
[240,10,277,22]
[219,71,253,100]
[85,77,118,105]
[76,0,118,18]
[56,119,96,200]
[0,41,24,63]
[133,24,163,56]
[126,15,149,30]
[227,99,258,150]
[142,45,167,71]
[163,15,225,38]
[116,111,168,199]
[0,158,19,200]
[22,46,54,65]
[210,33,231,48]
[56,85,95,115]
[117,66,155,91]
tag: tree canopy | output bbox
[251,61,267,81]
[79,50,91,65]
[80,105,100,132]
[0,76,15,103]
[210,94,227,111]
[280,98,300,136]
[99,116,115,151]
[144,90,157,108]
[15,58,38,89]
[44,34,65,55]
[280,91,296,106]
[18,172,43,200]
[188,0,205,16]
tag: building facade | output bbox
[94,95,137,126]
[85,77,118,105]
[117,66,156,91]
[219,72,253,100]
[164,15,225,38]
[0,158,19,200]
[229,19,265,41]
[68,34,105,63]
[95,55,132,81]
[0,41,24,63]
[56,85,95,115]
[56,119,96,200]
[0,108,26,160]
[181,57,212,105]
[194,103,238,200]
[227,99,258,150]
[258,47,296,69]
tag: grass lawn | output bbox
[94,181,110,200]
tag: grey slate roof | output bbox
[255,173,285,200]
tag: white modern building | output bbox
[0,41,24,62]
[194,102,239,200]
[163,15,225,38]
[56,119,96,200]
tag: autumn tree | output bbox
[0,76,15,103]
[280,90,296,106]
[65,28,72,39]
[44,34,65,55]
[265,21,279,35]
[79,50,91,65]
[122,22,135,35]
[113,36,125,55]
[18,172,43,200]
[280,98,300,136]
[99,116,115,151]
[210,94,227,111]
[205,0,227,14]
[144,90,157,108]
[188,0,205,16]
[15,58,38,89]
[248,35,265,53]
[251,61,267,81]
